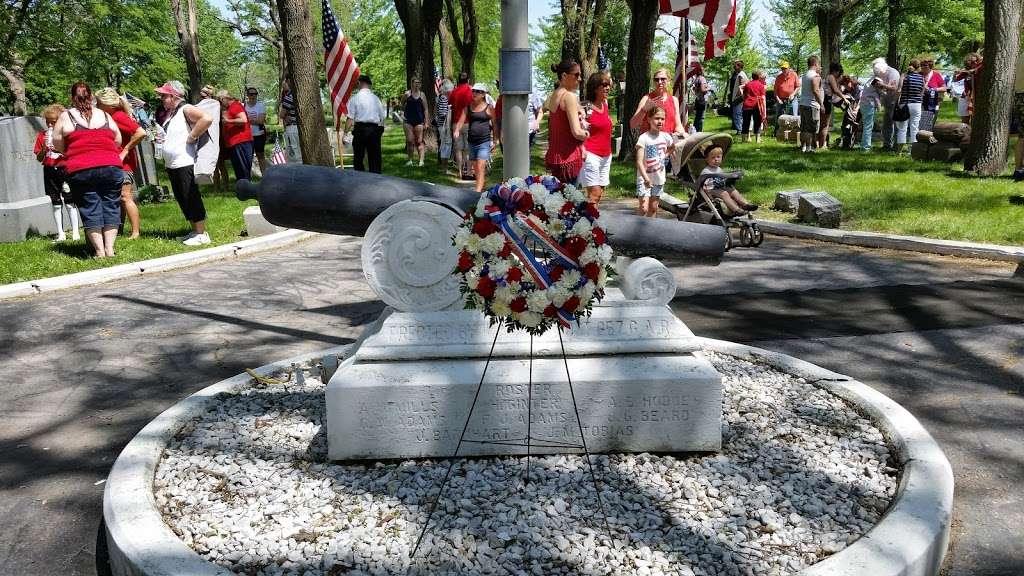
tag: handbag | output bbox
[893,103,910,122]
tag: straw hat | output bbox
[96,87,121,106]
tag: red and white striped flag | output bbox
[271,139,287,165]
[660,0,737,60]
[322,0,360,124]
[673,19,701,100]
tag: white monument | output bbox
[326,200,722,461]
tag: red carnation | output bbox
[564,236,587,259]
[543,304,558,317]
[562,296,580,312]
[476,276,496,299]
[549,265,564,281]
[510,297,528,313]
[561,201,575,215]
[498,242,512,257]
[472,218,498,237]
[583,262,601,281]
[584,202,600,220]
[507,267,524,283]
[517,194,534,213]
[593,226,606,246]
[457,251,474,272]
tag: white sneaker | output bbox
[183,232,211,246]
[53,235,67,243]
[71,233,81,241]
[404,160,415,166]
[418,160,425,167]
[177,231,198,241]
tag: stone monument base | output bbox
[327,301,722,461]
[0,196,58,243]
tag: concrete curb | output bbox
[103,341,953,576]
[758,220,1024,263]
[698,338,953,576]
[0,229,319,301]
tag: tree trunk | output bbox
[561,0,606,88]
[438,12,455,80]
[617,0,658,161]
[886,0,900,69]
[276,0,333,166]
[170,0,204,102]
[0,59,28,116]
[443,0,478,78]
[815,8,842,74]
[964,0,1024,176]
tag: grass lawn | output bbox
[4,109,1021,286]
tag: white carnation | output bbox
[561,269,582,289]
[466,274,479,290]
[454,227,470,248]
[571,218,592,237]
[466,234,482,254]
[547,219,566,236]
[491,301,512,317]
[598,268,608,285]
[544,196,565,216]
[494,285,515,306]
[579,245,598,265]
[550,286,571,307]
[508,177,527,189]
[566,186,586,203]
[526,289,549,312]
[518,311,543,328]
[579,282,595,303]
[597,244,613,264]
[483,233,505,254]
[529,184,548,203]
[489,259,510,278]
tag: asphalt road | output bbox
[1,233,1020,575]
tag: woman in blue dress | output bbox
[401,79,430,167]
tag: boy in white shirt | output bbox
[635,107,675,217]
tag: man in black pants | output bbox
[346,75,386,173]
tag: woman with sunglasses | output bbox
[544,59,589,183]
[579,71,613,205]
[629,68,683,138]
[453,83,498,193]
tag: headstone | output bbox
[361,199,464,312]
[327,300,722,460]
[243,206,285,237]
[915,130,936,144]
[911,142,931,161]
[774,189,808,212]
[797,191,842,228]
[620,256,677,305]
[133,136,160,188]
[0,115,58,242]
[928,141,963,163]
[932,122,969,143]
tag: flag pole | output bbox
[679,17,690,133]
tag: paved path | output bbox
[1,233,1020,575]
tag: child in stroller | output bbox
[700,145,759,216]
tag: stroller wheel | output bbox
[751,224,764,247]
[739,226,753,247]
[724,228,734,251]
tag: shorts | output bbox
[43,165,71,205]
[957,96,970,117]
[66,165,123,229]
[253,133,267,152]
[579,151,611,187]
[1015,93,1024,134]
[799,105,820,134]
[469,141,491,161]
[636,178,664,198]
[122,169,135,186]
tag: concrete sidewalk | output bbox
[0,233,1020,575]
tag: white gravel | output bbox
[154,351,898,576]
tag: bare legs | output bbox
[414,125,425,166]
[473,158,487,193]
[638,196,658,218]
[120,182,140,238]
[586,185,603,205]
[86,226,118,257]
[403,123,416,164]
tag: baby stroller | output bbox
[662,132,763,250]
[837,100,862,150]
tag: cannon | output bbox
[236,166,728,262]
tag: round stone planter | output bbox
[103,339,952,576]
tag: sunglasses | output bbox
[601,82,612,87]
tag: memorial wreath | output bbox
[453,175,615,336]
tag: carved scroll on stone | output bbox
[620,257,677,306]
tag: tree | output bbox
[443,0,478,77]
[219,0,289,92]
[0,0,77,115]
[394,0,443,148]
[276,0,333,165]
[170,0,204,101]
[438,12,455,79]
[964,0,1024,176]
[561,0,608,86]
[618,0,658,161]
[766,0,820,74]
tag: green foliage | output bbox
[337,0,405,99]
[472,0,501,87]
[532,0,638,91]
[765,0,820,75]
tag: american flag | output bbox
[673,19,700,101]
[271,139,287,165]
[322,0,359,123]
[597,44,609,71]
[660,0,737,60]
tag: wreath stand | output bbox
[409,320,614,562]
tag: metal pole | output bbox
[500,0,530,180]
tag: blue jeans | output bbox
[66,165,123,229]
[861,102,877,150]
[732,102,743,132]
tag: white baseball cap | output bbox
[471,83,489,93]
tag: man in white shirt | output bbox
[345,75,387,173]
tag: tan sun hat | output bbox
[95,87,121,107]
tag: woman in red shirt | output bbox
[52,82,124,258]
[544,59,589,183]
[741,71,767,143]
[579,71,613,205]
[629,68,684,138]
[217,90,254,182]
[96,87,146,239]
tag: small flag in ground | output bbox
[271,139,287,165]
[322,0,360,123]
[597,44,609,71]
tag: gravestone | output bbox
[911,141,931,161]
[928,141,963,163]
[0,115,58,242]
[774,189,808,212]
[797,191,842,228]
[326,199,722,460]
[243,206,284,237]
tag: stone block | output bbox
[327,304,721,460]
[910,142,931,161]
[932,122,969,143]
[0,196,58,243]
[0,115,59,242]
[243,206,285,237]
[928,141,963,163]
[774,189,808,212]
[775,129,799,144]
[915,130,936,144]
[797,191,842,228]
[777,114,800,132]
[619,257,677,304]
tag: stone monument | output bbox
[0,115,59,242]
[326,199,722,461]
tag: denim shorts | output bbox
[66,165,123,229]
[469,141,491,161]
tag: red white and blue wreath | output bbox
[453,175,615,336]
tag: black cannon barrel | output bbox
[237,166,726,262]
